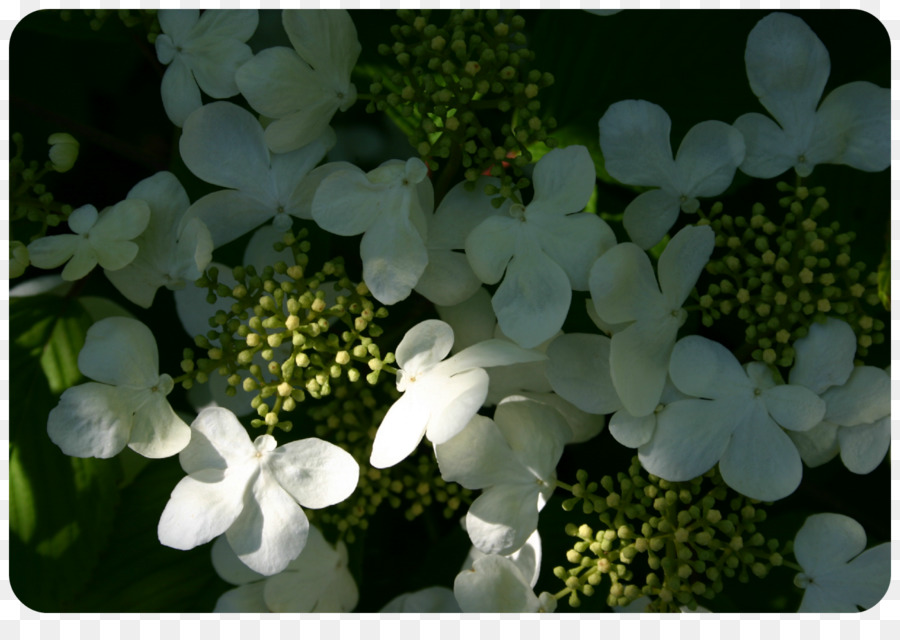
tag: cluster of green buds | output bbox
[10,132,77,237]
[60,8,160,39]
[554,459,785,613]
[307,384,471,543]
[179,228,395,434]
[696,182,885,366]
[367,9,557,204]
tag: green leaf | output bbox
[9,295,121,611]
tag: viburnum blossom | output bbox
[792,513,890,612]
[155,9,259,127]
[733,12,889,178]
[158,407,359,575]
[465,145,616,348]
[47,317,190,459]
[27,200,150,281]
[368,319,545,469]
[598,100,744,248]
[236,9,360,153]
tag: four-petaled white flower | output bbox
[733,12,889,179]
[155,9,259,127]
[47,317,191,459]
[369,319,545,469]
[27,200,150,281]
[436,396,569,556]
[104,172,213,308]
[211,526,358,613]
[598,100,744,249]
[465,145,616,348]
[180,101,333,248]
[792,513,889,612]
[589,224,715,416]
[639,335,825,501]
[311,157,432,306]
[158,407,359,576]
[236,9,360,153]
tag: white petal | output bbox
[658,224,715,309]
[395,319,455,373]
[492,233,571,349]
[794,513,866,577]
[262,97,340,154]
[838,416,890,474]
[158,9,198,43]
[546,333,620,415]
[598,100,677,188]
[464,215,520,285]
[466,483,542,556]
[27,234,80,270]
[529,212,616,290]
[435,415,531,489]
[267,438,359,509]
[823,366,890,426]
[674,121,745,198]
[518,391,606,445]
[810,81,889,172]
[609,317,678,417]
[435,287,495,351]
[668,335,752,400]
[282,9,360,84]
[180,407,256,474]
[380,587,460,613]
[415,248,481,306]
[158,465,254,551]
[184,190,276,249]
[369,391,430,469]
[359,207,429,305]
[441,338,545,374]
[787,421,840,467]
[494,395,569,479]
[454,555,540,613]
[78,317,159,387]
[609,410,658,449]
[589,242,663,325]
[213,583,268,613]
[732,112,798,179]
[425,368,490,445]
[762,384,826,432]
[47,383,133,458]
[527,146,596,218]
[211,534,264,585]
[429,177,503,250]
[236,47,323,119]
[225,471,310,576]
[184,37,253,99]
[789,318,857,393]
[161,58,202,127]
[91,199,151,243]
[127,392,192,458]
[622,188,682,250]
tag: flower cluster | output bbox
[10,8,888,615]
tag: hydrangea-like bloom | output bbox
[369,320,545,469]
[589,225,715,416]
[598,100,745,249]
[793,513,889,612]
[236,10,360,153]
[158,407,359,576]
[639,335,825,501]
[104,172,213,308]
[788,318,890,474]
[311,158,432,306]
[155,10,259,127]
[733,12,889,178]
[212,527,358,612]
[465,145,616,348]
[180,101,333,248]
[436,396,569,555]
[47,317,190,459]
[27,200,150,281]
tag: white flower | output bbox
[598,100,744,249]
[788,318,890,473]
[465,145,616,348]
[180,101,333,248]
[104,172,213,308]
[27,200,150,281]
[212,526,358,612]
[155,9,258,126]
[47,317,190,459]
[311,157,432,306]
[369,319,545,469]
[236,9,360,153]
[793,513,889,612]
[453,554,556,613]
[47,132,79,172]
[639,335,825,501]
[733,12,889,178]
[158,407,359,576]
[436,396,569,555]
[589,225,715,416]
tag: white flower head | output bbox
[236,9,360,153]
[598,100,745,249]
[158,407,359,576]
[155,9,259,126]
[369,319,546,469]
[27,200,150,281]
[589,224,715,416]
[47,317,191,459]
[436,396,569,556]
[793,513,889,612]
[212,526,358,612]
[104,172,213,308]
[465,145,616,348]
[312,157,432,305]
[180,101,333,248]
[734,12,889,178]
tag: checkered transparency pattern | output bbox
[2,1,899,638]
